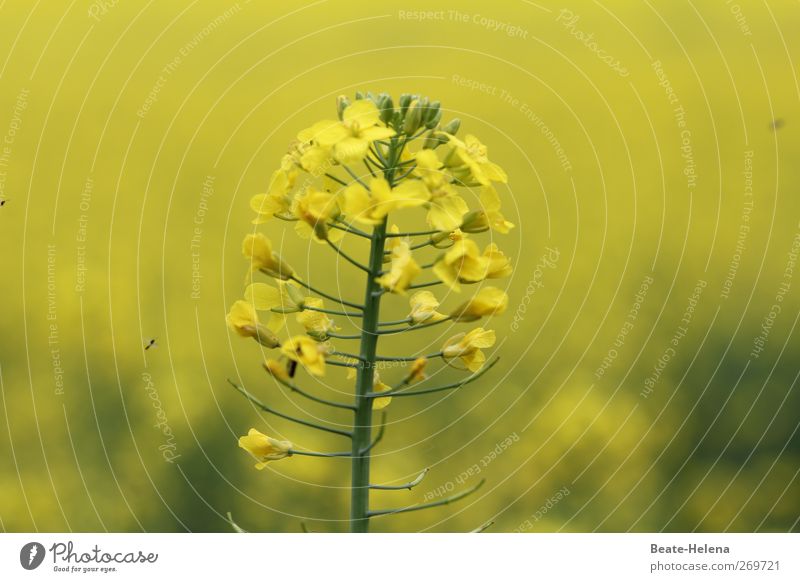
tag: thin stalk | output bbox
[331,351,366,362]
[375,351,443,362]
[471,520,494,533]
[407,280,443,290]
[303,305,362,318]
[328,220,371,239]
[366,357,499,398]
[368,479,485,517]
[327,359,358,369]
[377,317,412,327]
[326,332,362,340]
[227,379,352,438]
[370,145,388,166]
[290,275,364,310]
[289,449,352,458]
[324,173,348,187]
[342,164,369,188]
[361,411,386,454]
[385,229,441,238]
[374,318,451,335]
[326,239,370,273]
[393,164,417,182]
[273,376,356,411]
[369,468,428,490]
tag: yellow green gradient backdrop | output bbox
[0,0,798,532]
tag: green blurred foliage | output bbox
[0,0,797,532]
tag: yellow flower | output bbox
[372,373,392,410]
[288,137,331,174]
[444,134,507,186]
[414,149,468,231]
[461,186,514,234]
[238,428,292,469]
[483,243,513,279]
[299,100,395,165]
[432,239,488,292]
[296,297,337,337]
[480,186,514,233]
[442,328,496,371]
[226,300,281,348]
[376,240,421,294]
[280,335,327,377]
[263,359,290,382]
[292,188,342,242]
[407,357,427,383]
[449,287,508,322]
[433,240,512,291]
[383,224,402,261]
[243,233,294,279]
[408,291,448,324]
[244,281,307,332]
[343,177,428,225]
[249,163,300,223]
[245,282,301,312]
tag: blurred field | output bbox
[0,0,798,532]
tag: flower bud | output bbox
[417,96,430,122]
[336,95,350,120]
[398,93,412,115]
[425,103,443,129]
[422,130,439,149]
[254,324,281,348]
[239,428,292,469]
[379,94,394,125]
[449,288,508,322]
[460,210,490,233]
[404,100,422,135]
[285,282,306,307]
[441,118,461,136]
[354,90,365,100]
[263,359,290,382]
[407,357,427,383]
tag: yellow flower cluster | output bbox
[230,93,515,471]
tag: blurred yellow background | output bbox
[0,0,798,532]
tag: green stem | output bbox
[350,219,387,532]
[350,136,406,533]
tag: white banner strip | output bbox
[1,533,797,581]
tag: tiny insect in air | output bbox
[770,118,785,131]
[145,338,158,350]
[0,198,7,207]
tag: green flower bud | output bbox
[404,99,422,134]
[254,324,281,349]
[354,91,364,100]
[425,100,441,121]
[425,106,443,129]
[417,96,430,123]
[460,210,490,233]
[441,118,461,135]
[336,95,350,120]
[422,130,439,149]
[398,93,412,115]
[379,95,394,125]
[286,283,306,307]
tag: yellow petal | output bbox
[343,99,381,126]
[244,283,282,311]
[334,136,370,164]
